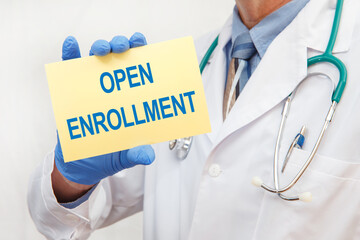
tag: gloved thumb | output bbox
[119,145,155,169]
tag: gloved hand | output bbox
[56,33,154,185]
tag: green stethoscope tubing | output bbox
[199,0,346,103]
[308,0,346,103]
[199,35,219,74]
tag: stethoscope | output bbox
[170,0,347,202]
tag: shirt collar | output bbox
[231,0,310,58]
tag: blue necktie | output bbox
[223,33,257,120]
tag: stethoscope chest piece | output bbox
[169,137,193,160]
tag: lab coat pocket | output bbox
[253,148,360,240]
[288,148,360,180]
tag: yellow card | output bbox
[46,36,211,162]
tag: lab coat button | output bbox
[208,164,222,177]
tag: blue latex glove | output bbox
[57,33,154,185]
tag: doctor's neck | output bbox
[236,0,292,29]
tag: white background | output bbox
[0,0,234,239]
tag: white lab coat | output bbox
[28,0,360,239]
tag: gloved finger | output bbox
[62,36,81,61]
[110,35,130,53]
[129,32,147,48]
[90,39,111,56]
[125,145,155,167]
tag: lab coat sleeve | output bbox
[27,151,145,239]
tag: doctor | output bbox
[28,0,360,239]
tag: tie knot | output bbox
[231,33,256,60]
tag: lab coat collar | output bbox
[302,0,356,54]
[213,0,356,147]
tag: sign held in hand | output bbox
[46,36,211,162]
